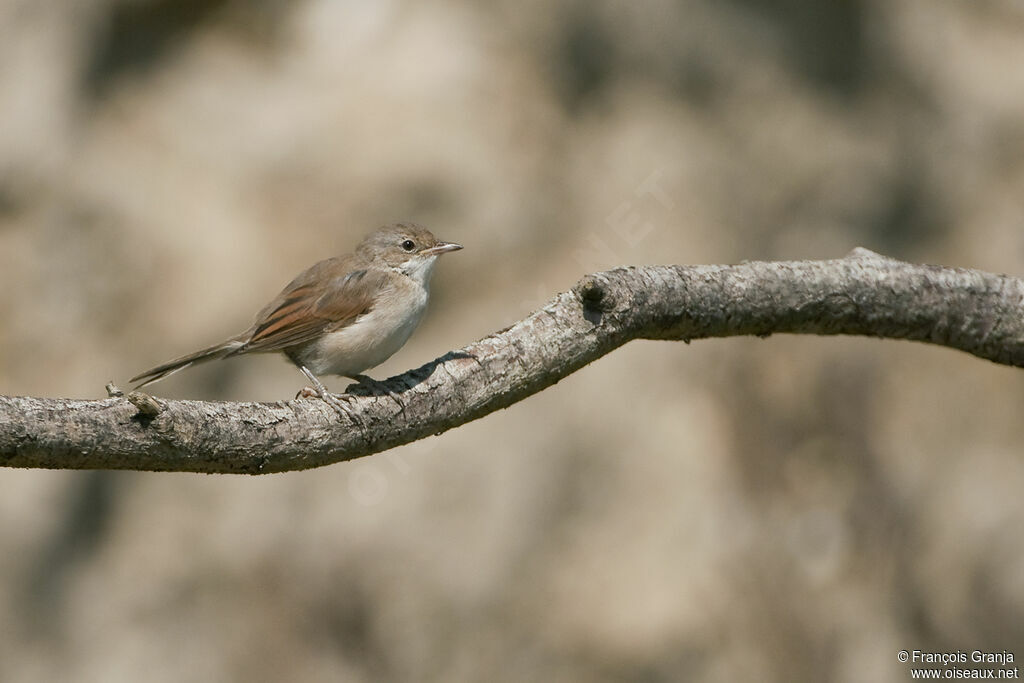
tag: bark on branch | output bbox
[2,249,1023,474]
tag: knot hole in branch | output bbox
[576,275,613,324]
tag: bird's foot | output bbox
[296,386,320,399]
[297,367,356,420]
[318,391,356,419]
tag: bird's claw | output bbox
[297,367,357,420]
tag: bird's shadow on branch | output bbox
[342,350,475,397]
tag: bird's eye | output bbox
[401,239,416,252]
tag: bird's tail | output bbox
[130,338,246,389]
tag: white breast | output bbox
[303,275,430,378]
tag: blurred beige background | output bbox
[2,0,1024,681]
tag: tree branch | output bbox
[3,248,1023,474]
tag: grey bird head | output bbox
[357,222,463,280]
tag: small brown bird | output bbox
[130,222,462,415]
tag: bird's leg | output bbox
[297,366,354,419]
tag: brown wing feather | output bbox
[233,257,384,354]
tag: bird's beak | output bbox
[420,241,463,256]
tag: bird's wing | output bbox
[234,257,386,354]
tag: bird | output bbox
[130,222,462,416]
